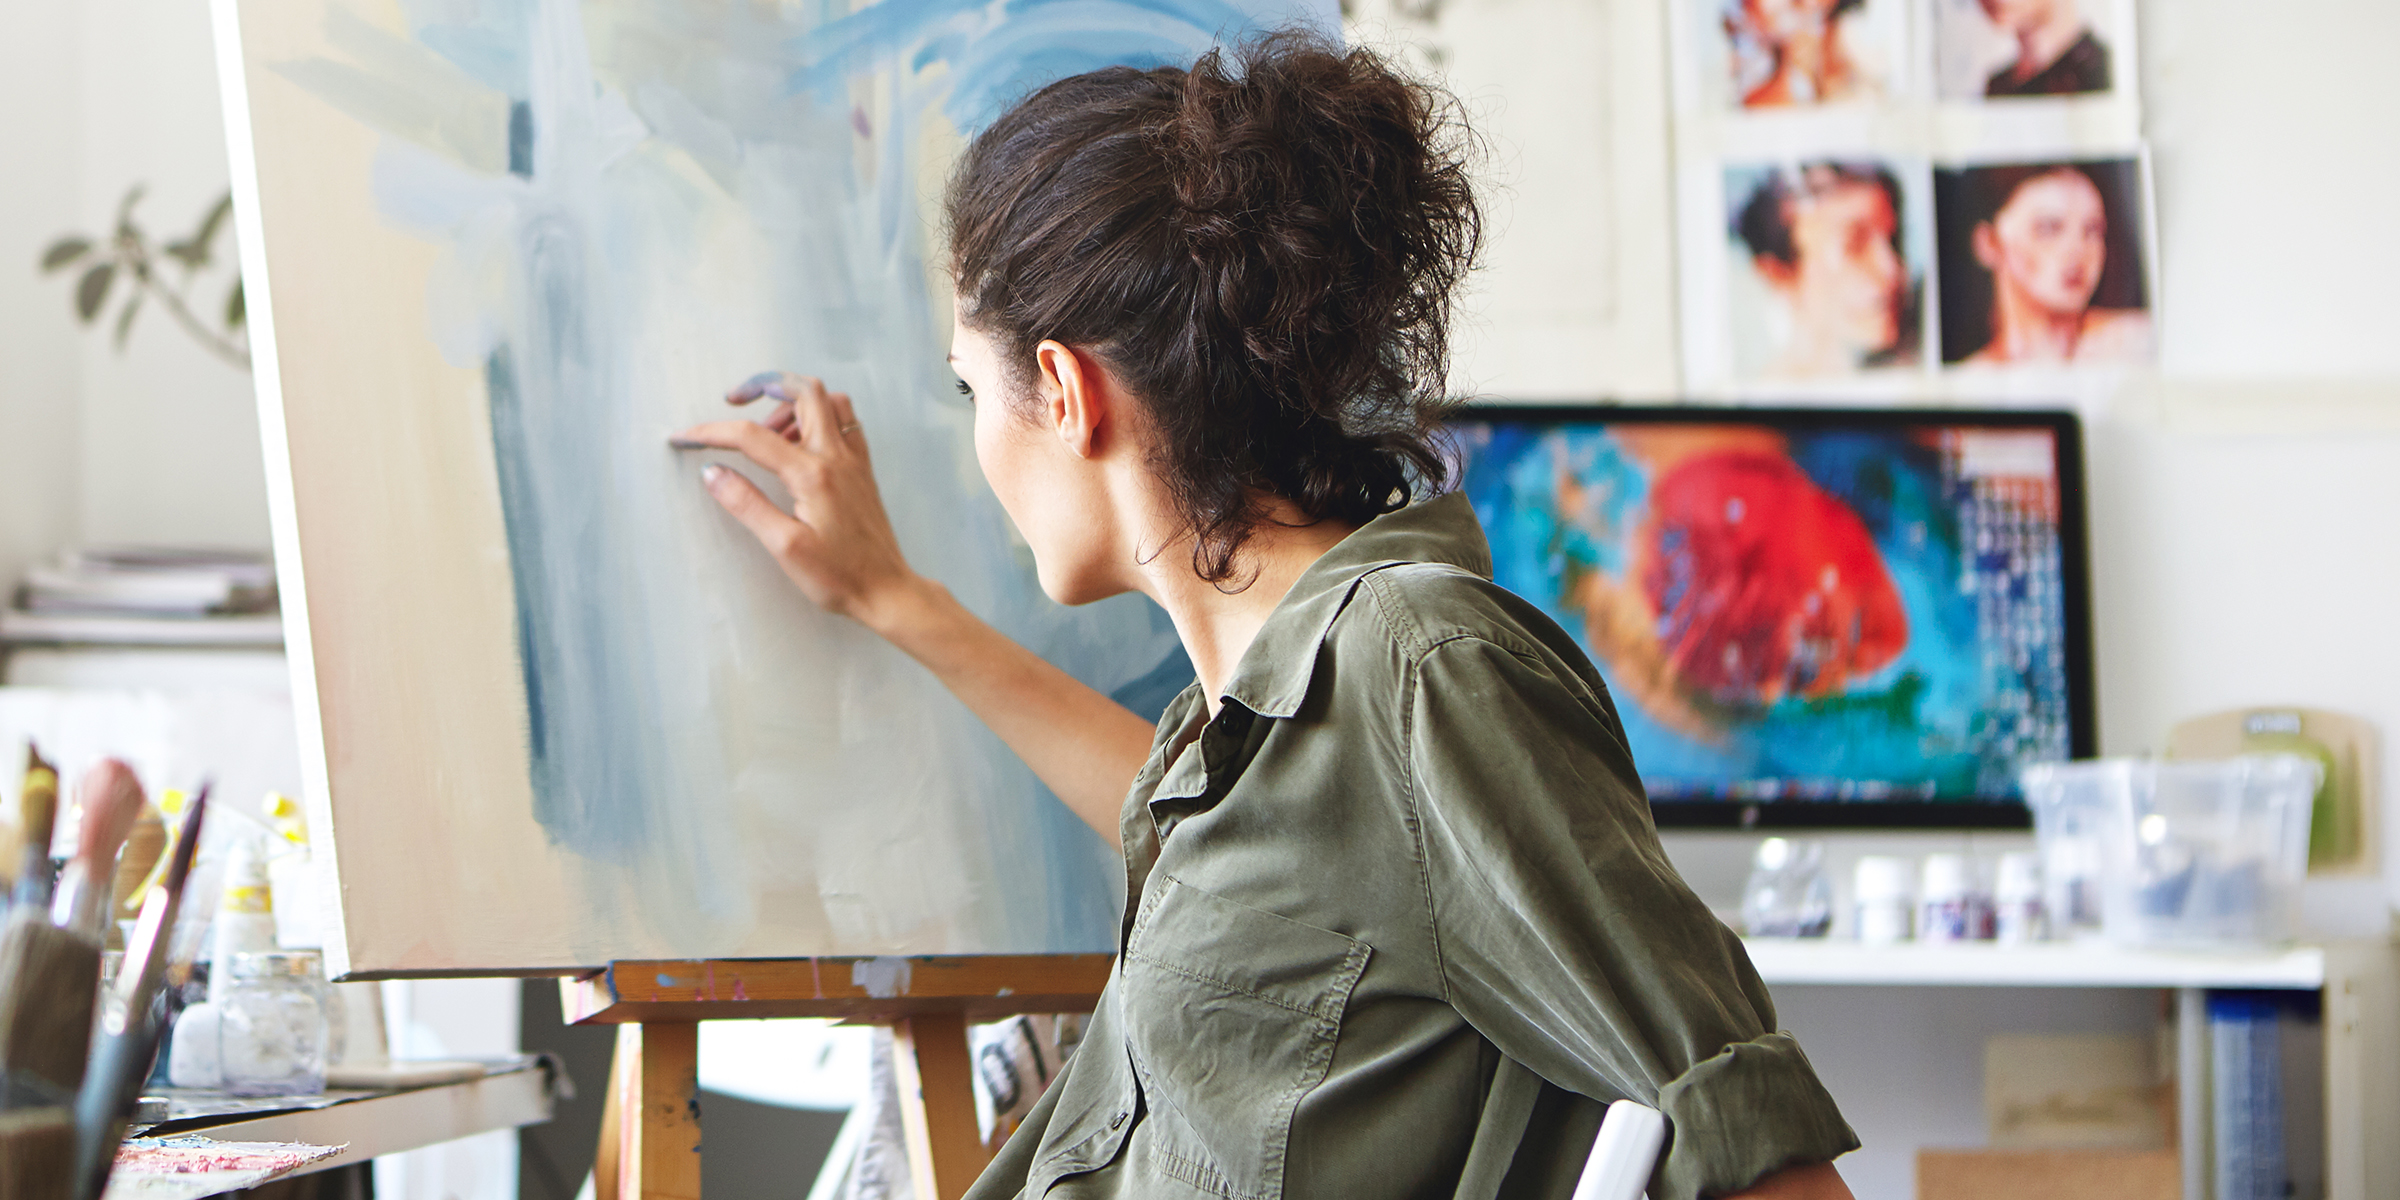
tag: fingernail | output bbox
[668,436,704,449]
[701,463,726,486]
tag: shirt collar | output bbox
[1216,491,1492,720]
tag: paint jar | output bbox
[218,951,328,1096]
[1918,854,1993,943]
[1853,856,1914,944]
[1993,851,2047,944]
[1740,838,1833,938]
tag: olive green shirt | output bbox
[967,494,1857,1200]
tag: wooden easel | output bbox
[570,954,1112,1200]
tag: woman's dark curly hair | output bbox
[944,29,1482,585]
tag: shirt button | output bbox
[1110,1110,1127,1129]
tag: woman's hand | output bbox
[672,369,1155,845]
[671,372,921,632]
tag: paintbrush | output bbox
[0,1105,74,1200]
[10,747,60,915]
[109,802,166,942]
[71,785,206,1200]
[0,746,92,1115]
[50,761,144,941]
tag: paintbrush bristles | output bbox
[11,749,59,912]
[54,763,143,939]
[109,806,164,932]
[0,916,101,1105]
[70,763,141,880]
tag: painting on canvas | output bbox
[214,0,1325,975]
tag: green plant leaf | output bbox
[40,237,92,272]
[190,194,233,261]
[163,237,200,270]
[75,263,116,322]
[224,280,245,330]
[114,184,146,231]
[113,293,144,350]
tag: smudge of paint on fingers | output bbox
[852,956,912,998]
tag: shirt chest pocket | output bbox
[1118,875,1371,1200]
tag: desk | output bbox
[1742,939,2399,1200]
[132,1057,557,1178]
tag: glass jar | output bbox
[218,950,328,1096]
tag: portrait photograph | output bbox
[1935,0,2120,101]
[1700,0,1908,110]
[1935,157,2151,366]
[1723,160,1927,379]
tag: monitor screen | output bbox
[1446,406,2093,828]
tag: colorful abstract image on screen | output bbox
[1450,417,2072,804]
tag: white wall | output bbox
[0,2,86,592]
[71,0,269,551]
[0,0,268,594]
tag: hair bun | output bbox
[947,30,1482,583]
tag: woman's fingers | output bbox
[725,370,798,406]
[671,419,804,473]
[699,464,834,597]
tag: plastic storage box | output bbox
[2020,756,2320,947]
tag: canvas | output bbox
[213,0,1327,976]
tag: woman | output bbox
[1725,0,1876,108]
[674,34,1858,1200]
[1962,164,2150,365]
[1976,0,2110,97]
[1732,161,1916,375]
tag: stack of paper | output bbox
[2,548,281,647]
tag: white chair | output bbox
[1572,1100,1667,1200]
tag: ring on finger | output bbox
[838,422,862,435]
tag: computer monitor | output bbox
[1445,406,2094,829]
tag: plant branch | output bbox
[143,274,250,369]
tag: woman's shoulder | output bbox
[1343,561,1600,687]
[2076,308,2154,361]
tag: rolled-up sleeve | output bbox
[1407,634,1858,1200]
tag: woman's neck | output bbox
[1990,282,2088,362]
[2010,10,2086,81]
[1139,508,1362,716]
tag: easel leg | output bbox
[891,1013,990,1200]
[596,1021,702,1200]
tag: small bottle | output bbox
[219,950,328,1096]
[1741,838,1833,938]
[1918,854,1992,943]
[1993,851,2047,944]
[1853,856,1915,944]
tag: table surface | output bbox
[1741,937,2333,988]
[131,1057,556,1180]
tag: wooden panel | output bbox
[893,1013,990,1200]
[1917,1148,2179,1200]
[565,955,1114,1025]
[611,1023,700,1200]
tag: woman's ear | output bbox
[1034,339,1105,459]
[1971,220,2002,271]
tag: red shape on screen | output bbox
[1641,450,1906,707]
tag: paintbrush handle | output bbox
[71,788,204,1200]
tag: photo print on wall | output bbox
[1710,0,1911,109]
[1722,158,1929,379]
[1934,156,2152,366]
[1934,0,2119,101]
